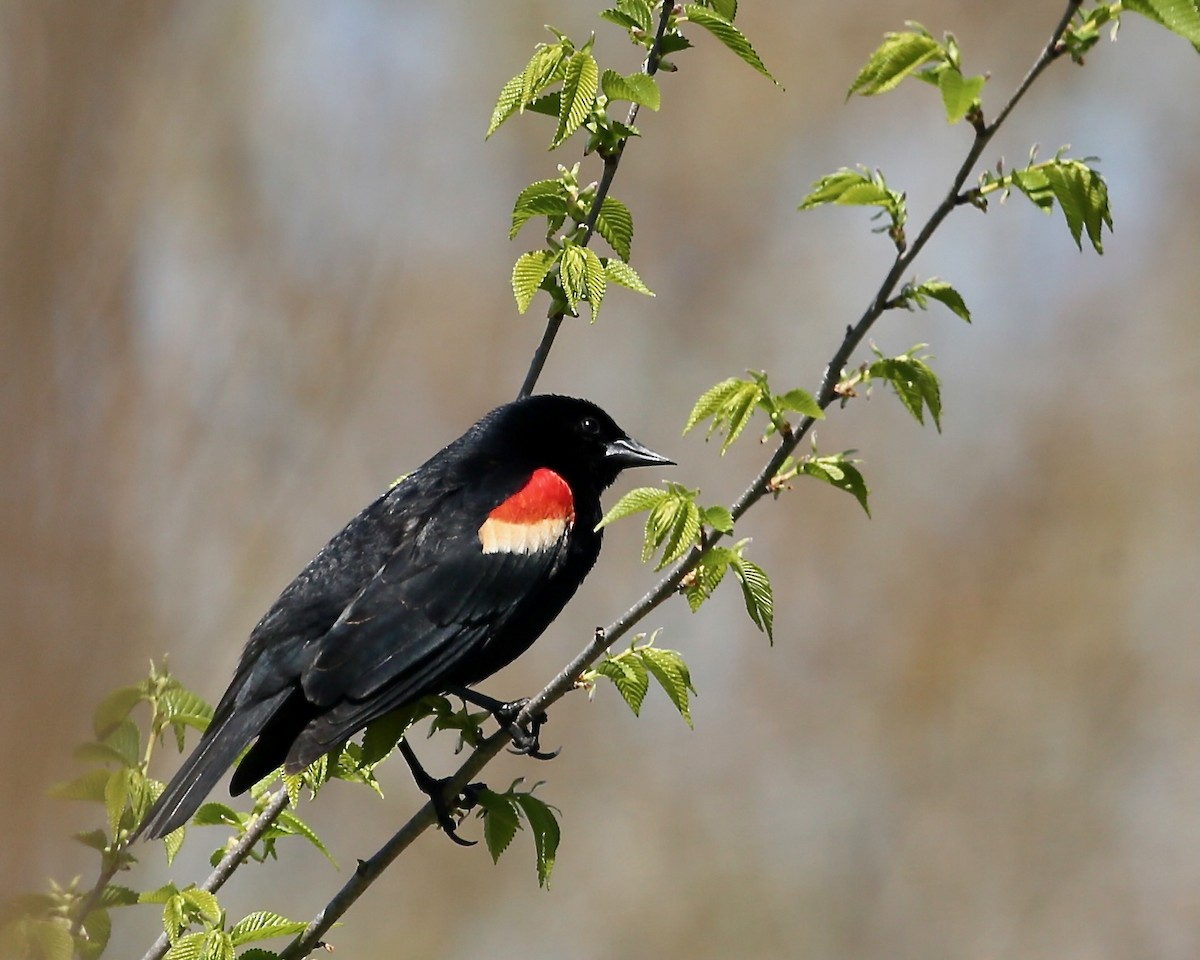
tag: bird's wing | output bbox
[298,482,573,709]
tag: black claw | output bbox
[398,737,479,847]
[447,686,561,760]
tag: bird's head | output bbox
[483,395,673,493]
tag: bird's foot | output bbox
[494,699,559,760]
[447,686,560,760]
[398,738,482,847]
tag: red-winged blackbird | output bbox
[137,395,671,840]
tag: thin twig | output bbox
[517,1,675,399]
[139,789,291,960]
[279,4,1083,957]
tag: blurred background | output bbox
[3,1,1198,957]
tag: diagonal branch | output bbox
[517,1,675,399]
[139,789,291,960]
[279,5,1085,957]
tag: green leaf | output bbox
[581,247,607,321]
[98,886,140,908]
[1123,0,1200,44]
[92,685,144,739]
[163,932,205,960]
[510,180,569,240]
[478,790,521,863]
[709,0,738,20]
[684,546,733,611]
[191,802,243,828]
[597,486,670,528]
[650,492,704,569]
[904,279,971,322]
[273,810,336,867]
[867,353,943,431]
[594,196,633,261]
[600,69,662,110]
[80,907,112,960]
[701,505,734,534]
[487,41,570,138]
[162,824,185,867]
[848,26,943,96]
[683,5,779,84]
[684,377,762,453]
[514,793,561,888]
[600,0,654,33]
[552,50,600,148]
[937,65,985,124]
[800,454,872,517]
[639,647,697,727]
[595,654,650,715]
[603,258,654,296]
[49,769,111,803]
[21,919,75,960]
[729,556,774,642]
[228,911,308,946]
[512,250,559,314]
[179,888,221,925]
[776,388,823,419]
[1043,160,1113,253]
[559,244,588,312]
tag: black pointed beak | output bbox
[605,436,675,469]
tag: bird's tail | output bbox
[135,693,287,841]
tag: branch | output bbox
[281,4,1083,956]
[139,789,290,960]
[516,1,674,399]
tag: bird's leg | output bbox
[446,685,559,760]
[397,738,482,847]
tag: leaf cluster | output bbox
[581,634,699,723]
[475,782,562,888]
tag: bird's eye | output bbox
[579,416,601,437]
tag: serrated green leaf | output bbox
[639,647,696,727]
[487,73,525,139]
[478,791,521,864]
[594,196,633,261]
[683,5,779,84]
[139,884,179,906]
[1043,160,1111,254]
[92,685,144,739]
[163,824,185,866]
[777,388,824,419]
[360,702,430,766]
[654,495,703,569]
[597,486,670,529]
[908,279,971,322]
[510,180,569,240]
[560,245,588,312]
[228,911,308,947]
[1124,0,1200,43]
[800,454,872,517]
[684,378,743,434]
[581,247,607,321]
[729,556,774,642]
[512,250,559,314]
[600,9,643,32]
[595,655,650,715]
[552,50,599,148]
[868,355,942,431]
[104,769,131,834]
[937,65,985,124]
[163,931,205,960]
[514,793,561,888]
[102,718,141,768]
[701,505,734,534]
[72,829,109,852]
[603,258,654,296]
[180,888,221,926]
[98,886,140,908]
[709,0,738,20]
[600,69,662,110]
[191,802,243,828]
[848,28,943,97]
[274,810,336,867]
[49,769,110,802]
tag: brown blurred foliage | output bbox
[2,2,1198,958]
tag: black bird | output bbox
[137,395,671,841]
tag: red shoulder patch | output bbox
[487,468,575,523]
[478,469,575,555]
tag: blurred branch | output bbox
[280,4,1085,956]
[517,0,674,399]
